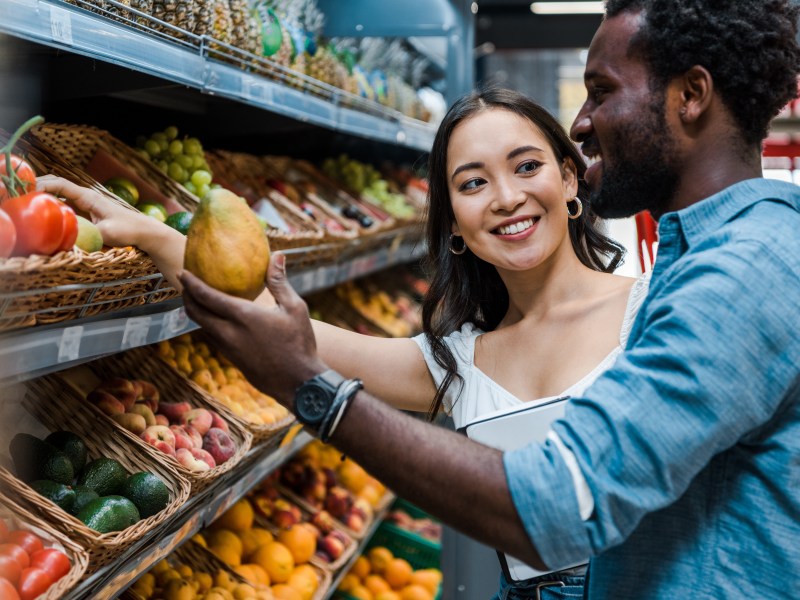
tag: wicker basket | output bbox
[0,377,191,570]
[0,492,90,599]
[63,347,253,492]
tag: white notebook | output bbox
[459,395,587,582]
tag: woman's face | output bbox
[446,108,578,272]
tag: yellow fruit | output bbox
[409,569,442,595]
[375,592,401,600]
[251,528,274,547]
[184,187,271,300]
[195,342,211,358]
[277,525,316,564]
[207,587,235,600]
[270,584,302,600]
[349,585,374,600]
[287,564,318,600]
[190,355,207,371]
[351,556,371,579]
[337,459,370,494]
[158,568,183,586]
[215,498,255,533]
[238,530,261,560]
[383,559,412,590]
[194,572,213,593]
[233,582,258,599]
[211,544,242,567]
[252,542,294,584]
[152,559,171,574]
[215,570,239,591]
[162,578,197,600]
[177,564,193,578]
[368,547,394,574]
[176,358,193,375]
[339,574,361,593]
[399,584,432,600]
[158,340,175,358]
[364,574,391,595]
[207,529,245,556]
[192,533,208,548]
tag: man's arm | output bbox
[179,255,546,569]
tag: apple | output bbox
[209,410,229,433]
[158,401,191,424]
[324,486,353,519]
[181,408,213,436]
[176,447,216,472]
[203,427,236,465]
[94,378,136,410]
[88,390,125,416]
[155,414,169,427]
[128,404,156,427]
[112,412,147,435]
[141,425,176,449]
[170,425,194,450]
[319,533,346,560]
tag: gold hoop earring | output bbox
[448,233,467,255]
[568,197,583,220]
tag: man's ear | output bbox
[677,65,713,123]
[562,157,579,197]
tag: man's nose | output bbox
[570,109,592,143]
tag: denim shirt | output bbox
[504,178,800,599]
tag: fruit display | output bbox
[85,377,240,472]
[156,333,291,429]
[7,430,171,533]
[336,545,442,600]
[384,510,441,545]
[135,126,213,197]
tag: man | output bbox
[180,1,800,597]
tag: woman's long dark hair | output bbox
[422,87,625,420]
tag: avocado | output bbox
[44,431,88,475]
[120,472,170,519]
[30,480,75,513]
[70,486,100,516]
[76,495,140,533]
[9,433,74,485]
[77,458,127,496]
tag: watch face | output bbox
[296,383,330,424]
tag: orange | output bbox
[210,543,242,567]
[351,556,371,579]
[287,564,319,600]
[278,524,317,564]
[206,529,244,557]
[235,564,270,587]
[338,574,361,593]
[410,569,442,595]
[364,574,391,595]
[383,558,412,590]
[271,584,303,600]
[368,547,394,574]
[375,592,402,600]
[251,527,274,548]
[349,585,374,600]
[252,542,295,584]
[337,458,370,494]
[399,584,433,600]
[233,582,258,599]
[214,498,255,532]
[239,530,261,559]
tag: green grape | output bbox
[168,140,183,156]
[190,169,212,187]
[144,140,161,157]
[178,155,194,169]
[157,160,169,173]
[192,155,205,169]
[184,181,198,195]
[184,138,202,156]
[136,148,150,160]
[168,162,187,182]
[151,132,167,143]
[158,139,169,153]
[164,126,179,140]
[197,183,211,198]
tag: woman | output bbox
[40,88,648,599]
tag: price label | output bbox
[121,316,152,350]
[161,307,189,338]
[49,4,73,45]
[294,269,316,293]
[57,326,83,363]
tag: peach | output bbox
[171,425,195,450]
[310,510,335,535]
[130,379,143,399]
[324,486,353,519]
[176,447,216,472]
[203,427,237,465]
[88,390,125,416]
[113,412,147,435]
[129,404,157,427]
[209,410,229,433]
[95,378,136,410]
[272,499,301,529]
[182,408,213,436]
[319,533,346,560]
[184,425,204,449]
[155,414,169,427]
[135,380,160,413]
[158,401,191,424]
[343,510,365,532]
[155,440,176,457]
[141,425,176,448]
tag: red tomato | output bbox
[0,556,21,586]
[0,545,29,570]
[4,533,41,559]
[0,155,36,201]
[0,208,17,258]
[0,521,7,543]
[29,549,69,583]
[55,202,78,252]
[17,568,52,600]
[0,577,20,600]
[1,192,64,256]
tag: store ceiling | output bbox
[474,0,603,50]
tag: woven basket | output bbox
[66,347,253,492]
[0,492,89,599]
[0,377,191,571]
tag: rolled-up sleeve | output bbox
[504,239,800,569]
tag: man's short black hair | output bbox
[605,0,800,146]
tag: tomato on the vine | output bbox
[4,533,42,559]
[29,549,70,583]
[0,155,36,201]
[56,202,78,252]
[0,544,29,570]
[0,555,21,586]
[1,192,66,256]
[0,208,17,258]
[0,576,20,600]
[17,568,52,600]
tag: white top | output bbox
[412,273,651,521]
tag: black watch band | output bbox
[294,369,345,428]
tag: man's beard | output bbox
[590,98,680,221]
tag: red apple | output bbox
[94,378,136,410]
[87,390,125,416]
[158,401,191,424]
[181,408,212,436]
[176,447,215,472]
[209,410,229,433]
[203,427,236,465]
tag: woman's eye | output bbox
[459,178,484,192]
[516,161,540,174]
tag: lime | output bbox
[75,216,103,252]
[104,176,140,205]
[139,202,168,222]
[165,211,193,235]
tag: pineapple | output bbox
[228,0,260,53]
[130,0,153,26]
[192,0,212,35]
[211,0,233,45]
[152,0,195,36]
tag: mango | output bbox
[184,188,270,300]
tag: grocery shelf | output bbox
[60,428,313,600]
[0,0,437,152]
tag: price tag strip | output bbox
[49,3,74,45]
[121,316,152,350]
[57,325,84,363]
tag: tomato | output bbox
[0,577,20,600]
[0,521,7,543]
[0,208,17,258]
[0,556,21,586]
[0,155,36,201]
[0,545,29,570]
[17,568,52,600]
[4,533,41,559]
[29,549,70,583]
[55,202,78,252]
[1,192,65,257]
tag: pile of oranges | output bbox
[337,547,441,600]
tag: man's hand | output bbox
[179,253,326,407]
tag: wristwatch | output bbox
[293,369,345,429]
